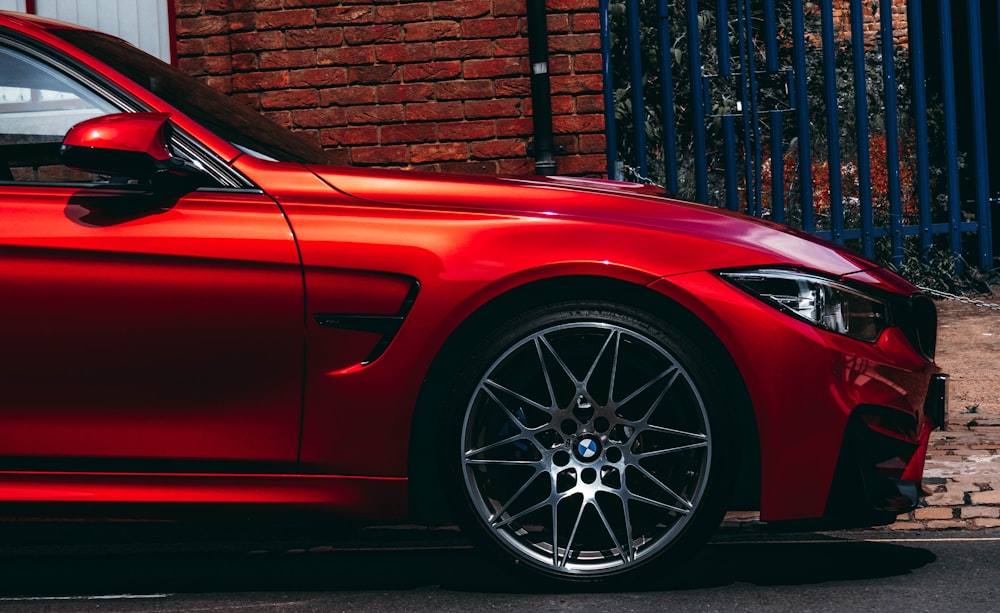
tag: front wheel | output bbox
[448,302,738,584]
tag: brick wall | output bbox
[829,0,909,46]
[174,0,607,177]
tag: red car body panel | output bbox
[0,12,943,530]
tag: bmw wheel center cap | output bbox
[575,436,601,462]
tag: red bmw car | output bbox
[0,11,945,584]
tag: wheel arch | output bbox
[407,274,761,524]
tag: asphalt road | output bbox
[0,522,998,612]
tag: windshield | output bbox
[53,29,331,165]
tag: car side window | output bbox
[0,44,119,184]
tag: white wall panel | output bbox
[34,0,170,62]
[0,1,28,11]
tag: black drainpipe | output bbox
[526,0,557,175]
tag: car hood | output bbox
[308,165,882,278]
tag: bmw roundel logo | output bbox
[577,438,600,461]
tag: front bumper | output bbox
[652,272,944,525]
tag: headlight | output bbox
[720,269,890,342]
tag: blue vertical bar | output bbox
[599,0,617,179]
[655,0,678,193]
[792,0,813,232]
[686,0,708,202]
[909,0,932,258]
[763,0,784,224]
[850,0,874,257]
[938,1,962,269]
[967,0,993,271]
[714,0,738,210]
[880,0,903,268]
[627,0,648,180]
[821,0,844,242]
[738,0,763,218]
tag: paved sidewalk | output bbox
[723,298,1000,531]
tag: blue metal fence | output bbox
[601,0,995,272]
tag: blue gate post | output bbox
[850,0,874,259]
[655,0,679,194]
[967,0,994,271]
[880,0,904,269]
[937,1,963,270]
[791,0,814,233]
[762,0,784,224]
[713,0,739,211]
[599,0,617,179]
[820,0,844,244]
[686,0,708,202]
[908,0,933,259]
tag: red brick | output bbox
[497,117,534,137]
[232,70,290,92]
[259,50,316,70]
[231,53,257,71]
[546,14,570,34]
[549,0,598,9]
[435,80,494,100]
[557,154,606,177]
[411,142,468,164]
[344,24,402,45]
[346,104,405,125]
[323,149,353,166]
[377,83,435,104]
[317,47,375,67]
[551,74,604,94]
[176,15,228,37]
[471,138,526,160]
[462,17,520,39]
[316,6,373,26]
[231,0,282,9]
[574,53,603,73]
[438,120,496,141]
[286,28,346,50]
[572,13,602,33]
[292,107,347,129]
[289,67,348,88]
[376,43,434,64]
[202,75,232,94]
[494,37,529,58]
[174,0,204,18]
[463,57,525,79]
[181,55,231,76]
[230,92,261,110]
[550,33,601,53]
[554,113,604,134]
[550,95,574,115]
[555,135,578,154]
[260,88,319,110]
[434,40,491,60]
[465,99,522,119]
[405,21,460,42]
[262,110,291,128]
[495,78,530,97]
[493,0,525,17]
[434,0,491,19]
[256,8,315,30]
[402,61,462,82]
[375,3,433,24]
[381,123,437,145]
[231,31,284,52]
[548,55,571,75]
[226,12,255,33]
[577,94,605,114]
[348,65,400,85]
[176,39,206,56]
[320,85,377,107]
[406,101,464,122]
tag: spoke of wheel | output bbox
[621,366,680,420]
[583,328,618,389]
[483,378,550,415]
[593,497,633,564]
[634,464,694,510]
[559,499,588,568]
[550,501,560,568]
[465,458,537,466]
[538,327,614,389]
[491,496,552,530]
[644,423,708,440]
[533,337,558,411]
[627,490,691,515]
[464,432,530,459]
[635,441,708,458]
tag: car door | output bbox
[0,38,305,472]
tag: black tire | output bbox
[444,301,738,585]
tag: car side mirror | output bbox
[60,112,209,190]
